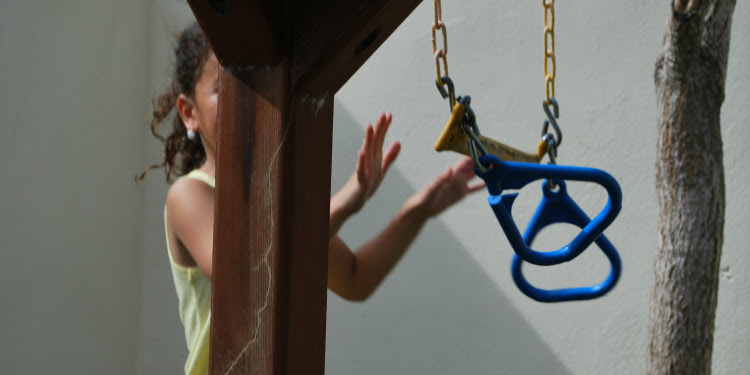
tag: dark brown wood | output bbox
[186,0,288,66]
[291,0,423,95]
[281,97,333,375]
[209,63,334,375]
[191,1,422,374]
[210,63,292,375]
[189,0,423,95]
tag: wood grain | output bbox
[189,1,422,373]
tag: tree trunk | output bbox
[648,0,736,374]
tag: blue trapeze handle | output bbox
[511,180,622,302]
[476,154,622,266]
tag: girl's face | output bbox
[178,51,219,160]
[191,52,219,156]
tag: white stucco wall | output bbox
[1,1,747,374]
[326,1,750,374]
[135,2,195,374]
[0,0,150,373]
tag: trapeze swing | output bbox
[429,0,622,303]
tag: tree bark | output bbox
[648,0,736,374]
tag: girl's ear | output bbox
[176,93,197,132]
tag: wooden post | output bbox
[209,62,334,374]
[187,1,422,373]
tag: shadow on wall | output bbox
[326,100,570,375]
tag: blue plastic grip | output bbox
[510,180,622,302]
[476,154,622,266]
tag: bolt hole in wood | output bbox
[354,28,381,55]
[209,0,229,15]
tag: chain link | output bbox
[431,0,449,85]
[428,0,551,171]
[433,0,443,30]
[543,0,555,105]
[541,1,562,176]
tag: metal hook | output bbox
[462,102,488,157]
[456,96,490,173]
[542,131,558,189]
[436,75,456,112]
[465,125,489,174]
[542,133,557,165]
[541,98,562,149]
[458,94,471,107]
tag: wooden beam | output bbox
[190,1,422,374]
[186,0,288,66]
[190,0,423,94]
[209,63,333,374]
[282,96,333,375]
[209,63,290,374]
[291,0,423,95]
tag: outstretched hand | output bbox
[408,157,485,218]
[334,112,401,214]
[327,125,485,300]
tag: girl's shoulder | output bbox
[166,171,215,221]
[182,170,215,188]
[168,170,214,198]
[164,170,216,276]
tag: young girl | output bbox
[140,22,483,375]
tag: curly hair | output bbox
[137,22,211,183]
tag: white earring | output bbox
[187,129,196,140]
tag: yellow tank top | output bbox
[165,169,214,375]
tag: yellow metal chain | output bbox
[543,0,555,105]
[432,0,448,85]
[428,0,548,165]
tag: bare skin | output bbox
[165,52,484,300]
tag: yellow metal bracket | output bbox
[434,102,547,163]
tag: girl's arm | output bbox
[166,112,397,283]
[329,112,400,241]
[328,157,484,301]
[327,201,426,301]
[165,176,216,280]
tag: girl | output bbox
[140,22,483,375]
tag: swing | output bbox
[429,0,622,302]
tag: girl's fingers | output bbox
[454,157,475,173]
[430,167,453,193]
[360,123,371,151]
[373,113,384,151]
[381,141,401,175]
[468,181,486,193]
[379,113,392,152]
[363,124,374,172]
[372,112,389,153]
[456,159,480,181]
[356,150,368,186]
